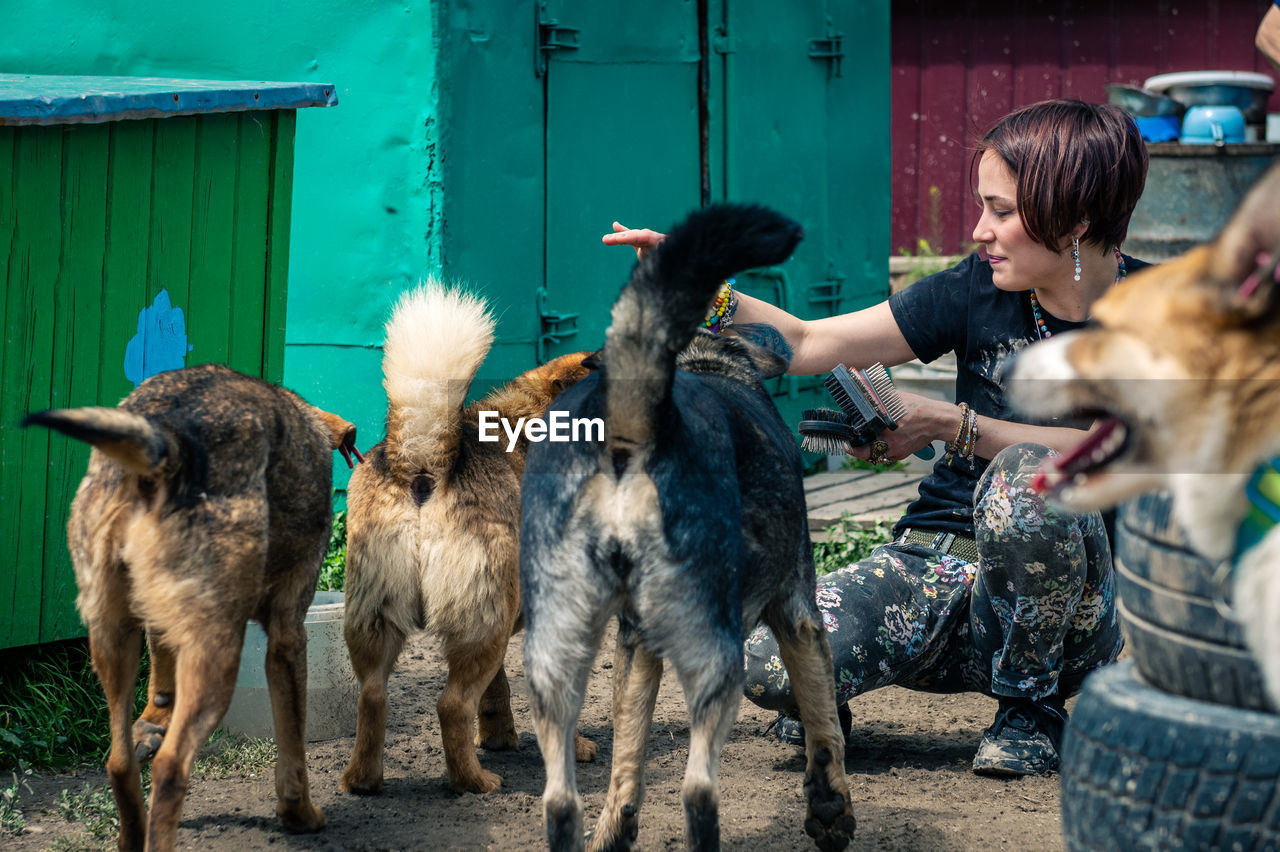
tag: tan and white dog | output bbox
[1008,161,1280,707]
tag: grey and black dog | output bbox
[519,203,856,851]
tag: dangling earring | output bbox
[1072,235,1081,282]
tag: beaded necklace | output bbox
[1029,248,1127,340]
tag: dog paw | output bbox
[802,748,856,851]
[278,801,326,833]
[574,734,599,762]
[132,719,166,764]
[339,766,384,796]
[452,768,502,794]
[475,728,519,751]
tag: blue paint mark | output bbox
[123,290,192,387]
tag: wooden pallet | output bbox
[804,468,926,536]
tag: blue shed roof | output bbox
[0,74,337,125]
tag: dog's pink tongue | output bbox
[1032,417,1123,494]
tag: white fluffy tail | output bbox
[382,280,494,476]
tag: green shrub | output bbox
[0,642,147,770]
[317,509,347,592]
[813,515,894,577]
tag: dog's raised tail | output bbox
[23,408,168,476]
[382,280,495,477]
[602,203,802,469]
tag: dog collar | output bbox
[1233,455,1280,569]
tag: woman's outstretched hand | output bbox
[602,222,666,260]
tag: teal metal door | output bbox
[711,0,890,422]
[438,0,889,445]
[538,2,703,362]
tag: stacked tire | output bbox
[1060,492,1280,851]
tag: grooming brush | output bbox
[799,363,937,460]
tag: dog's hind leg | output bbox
[588,636,663,852]
[146,631,247,851]
[341,615,408,795]
[261,607,327,833]
[767,587,856,852]
[439,636,510,793]
[133,633,175,763]
[524,590,613,851]
[668,635,742,852]
[89,620,148,851]
[475,663,519,751]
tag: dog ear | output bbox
[720,323,792,379]
[1209,160,1280,322]
[581,348,604,371]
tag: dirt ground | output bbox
[10,624,1066,851]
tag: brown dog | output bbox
[1009,162,1280,705]
[340,282,596,796]
[24,363,359,852]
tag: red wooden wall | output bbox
[891,0,1279,255]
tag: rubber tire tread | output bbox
[1116,493,1269,710]
[1061,661,1280,852]
[1118,598,1272,713]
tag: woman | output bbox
[603,99,1149,777]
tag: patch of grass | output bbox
[56,782,120,843]
[813,515,894,577]
[317,509,347,592]
[194,730,276,780]
[1,769,33,836]
[840,454,909,474]
[0,641,147,770]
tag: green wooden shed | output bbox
[0,74,336,649]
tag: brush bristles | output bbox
[797,408,858,455]
[824,365,881,427]
[865,363,907,423]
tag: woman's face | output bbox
[971,150,1070,292]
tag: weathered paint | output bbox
[0,73,336,125]
[123,290,191,387]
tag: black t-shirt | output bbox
[886,252,1148,536]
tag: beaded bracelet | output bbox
[947,402,979,460]
[702,278,738,333]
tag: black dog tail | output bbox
[23,408,170,476]
[602,203,802,471]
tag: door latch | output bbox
[536,286,579,364]
[808,33,843,78]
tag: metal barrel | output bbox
[1124,142,1278,262]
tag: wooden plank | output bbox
[804,469,923,531]
[0,127,20,646]
[263,110,295,384]
[101,120,155,402]
[187,113,238,367]
[41,124,110,642]
[228,111,270,377]
[3,125,62,647]
[148,117,196,358]
[0,74,336,126]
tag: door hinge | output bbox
[807,266,846,314]
[536,286,579,364]
[808,33,844,78]
[535,1,580,77]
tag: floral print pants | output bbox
[744,443,1123,710]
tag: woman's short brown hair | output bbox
[972,99,1148,251]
